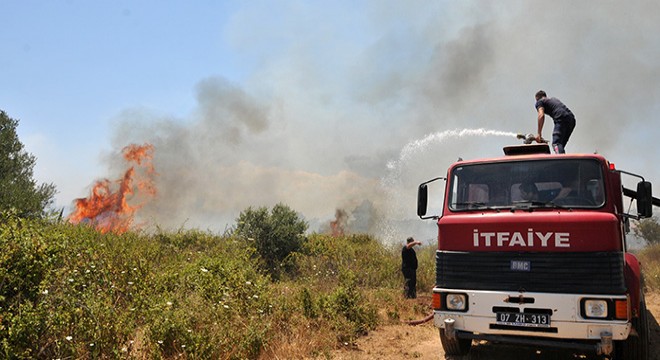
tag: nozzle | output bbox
[516,133,536,144]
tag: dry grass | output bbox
[638,243,660,290]
[0,215,419,359]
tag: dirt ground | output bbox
[330,292,660,360]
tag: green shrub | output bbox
[300,287,317,319]
[416,244,437,292]
[318,282,378,342]
[0,212,435,359]
[298,234,400,289]
[634,216,660,245]
[0,217,279,359]
[234,204,308,279]
[0,213,51,307]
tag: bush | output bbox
[234,203,308,279]
[0,217,276,359]
[634,216,660,245]
[0,213,429,359]
[298,233,400,289]
[416,244,437,293]
[319,283,378,342]
[0,212,52,308]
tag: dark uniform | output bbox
[535,97,576,154]
[401,245,418,299]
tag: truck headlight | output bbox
[446,293,467,311]
[584,299,608,318]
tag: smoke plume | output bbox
[101,1,660,243]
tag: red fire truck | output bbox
[416,143,657,359]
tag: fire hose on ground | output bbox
[404,312,434,326]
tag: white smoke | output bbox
[101,1,660,243]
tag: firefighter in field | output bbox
[402,237,422,299]
[534,90,576,154]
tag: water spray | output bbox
[387,128,518,171]
[378,128,519,244]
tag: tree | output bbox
[633,216,660,245]
[234,203,308,278]
[0,110,56,218]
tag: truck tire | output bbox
[439,329,472,356]
[615,293,649,360]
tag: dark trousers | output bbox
[552,116,576,154]
[402,268,417,299]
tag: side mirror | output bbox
[636,181,653,218]
[417,184,428,217]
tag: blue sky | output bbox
[2,1,659,239]
[3,2,242,171]
[2,2,241,200]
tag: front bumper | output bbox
[433,289,630,341]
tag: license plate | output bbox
[496,312,550,327]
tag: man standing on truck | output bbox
[402,237,422,299]
[534,90,576,154]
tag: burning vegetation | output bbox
[324,201,380,237]
[68,143,156,234]
[330,208,349,236]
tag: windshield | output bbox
[448,159,605,211]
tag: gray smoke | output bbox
[106,1,660,242]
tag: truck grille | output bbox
[436,251,625,294]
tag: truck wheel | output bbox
[615,293,649,360]
[439,329,472,356]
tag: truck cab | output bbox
[417,144,655,359]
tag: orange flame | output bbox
[330,209,349,237]
[69,143,157,234]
